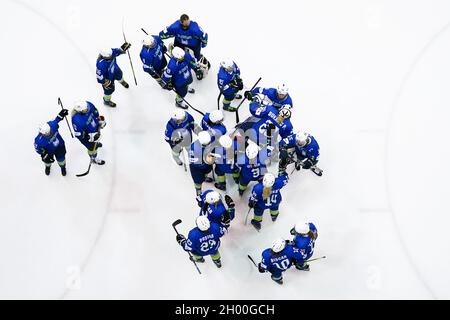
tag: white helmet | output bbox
[143,36,157,48]
[209,110,224,124]
[220,58,234,71]
[245,143,259,160]
[295,132,309,147]
[271,238,286,253]
[38,123,51,136]
[205,191,220,204]
[172,109,186,122]
[262,172,276,188]
[294,222,310,235]
[219,135,233,149]
[196,215,210,232]
[172,46,185,60]
[100,48,113,59]
[277,84,289,96]
[73,100,89,113]
[198,131,211,146]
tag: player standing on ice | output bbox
[34,109,69,176]
[258,238,303,285]
[189,131,215,196]
[161,47,202,109]
[196,190,236,229]
[278,131,320,175]
[213,135,240,191]
[96,43,131,108]
[164,109,200,166]
[245,84,293,110]
[71,101,106,165]
[159,14,209,80]
[217,59,243,111]
[201,110,227,139]
[140,35,168,87]
[176,215,226,268]
[289,221,318,271]
[248,172,289,231]
[236,143,268,196]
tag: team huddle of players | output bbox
[33,14,321,285]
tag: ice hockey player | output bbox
[213,135,240,191]
[258,238,304,285]
[289,221,318,271]
[71,101,106,165]
[217,59,243,111]
[189,131,215,196]
[159,14,209,80]
[201,110,227,139]
[248,172,289,231]
[161,46,202,109]
[236,143,268,196]
[279,131,320,175]
[96,43,131,107]
[245,84,293,110]
[176,215,226,268]
[164,109,200,166]
[196,190,236,229]
[34,109,69,176]
[140,35,168,87]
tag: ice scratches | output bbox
[383,18,450,300]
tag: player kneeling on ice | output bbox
[248,172,288,231]
[34,109,69,176]
[218,59,243,112]
[289,221,318,271]
[197,190,235,229]
[279,131,321,176]
[245,83,293,111]
[71,101,106,165]
[161,47,202,109]
[213,135,240,191]
[140,35,168,87]
[96,43,131,108]
[258,238,303,285]
[189,131,215,196]
[176,215,225,268]
[201,110,227,140]
[236,143,268,196]
[159,14,209,80]
[165,109,200,166]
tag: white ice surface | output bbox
[0,0,449,299]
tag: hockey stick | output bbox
[235,77,262,124]
[76,142,100,177]
[244,207,252,225]
[57,98,74,138]
[122,17,137,86]
[247,254,258,268]
[172,219,202,275]
[181,148,187,172]
[305,255,326,263]
[217,91,222,110]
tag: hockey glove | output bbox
[172,136,184,145]
[290,227,296,235]
[224,195,235,209]
[248,200,256,209]
[258,263,266,273]
[98,116,107,129]
[244,90,254,101]
[195,67,204,80]
[176,234,186,246]
[41,152,55,164]
[121,42,131,52]
[235,77,243,90]
[103,79,113,90]
[88,132,101,143]
[57,109,69,119]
